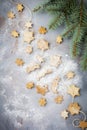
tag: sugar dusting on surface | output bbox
[0,1,83,130]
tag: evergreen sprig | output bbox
[33,0,87,70]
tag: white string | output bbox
[72,118,80,128]
[79,110,87,121]
[72,97,74,103]
[72,110,87,128]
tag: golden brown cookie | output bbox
[11,30,19,38]
[54,95,64,104]
[26,82,34,89]
[79,121,87,130]
[38,26,47,34]
[67,102,81,115]
[67,85,80,98]
[36,85,48,96]
[66,71,75,79]
[37,39,49,51]
[7,11,15,19]
[17,3,24,12]
[39,98,47,106]
[15,58,24,66]
[56,35,63,44]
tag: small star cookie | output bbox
[79,121,87,130]
[37,39,49,51]
[11,30,19,38]
[25,45,33,54]
[61,110,69,119]
[50,55,62,67]
[23,30,34,43]
[7,11,15,19]
[56,35,63,44]
[26,63,40,73]
[67,85,80,98]
[26,82,34,89]
[38,26,47,34]
[66,71,75,79]
[15,58,24,66]
[67,102,81,115]
[25,21,33,29]
[54,95,64,104]
[36,85,48,96]
[17,3,24,12]
[39,98,47,106]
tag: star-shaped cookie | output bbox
[26,82,34,89]
[66,71,75,79]
[23,30,34,43]
[38,26,47,34]
[67,85,80,97]
[67,102,81,115]
[15,58,24,66]
[79,121,87,130]
[36,85,48,96]
[56,35,63,44]
[17,3,24,12]
[37,39,49,51]
[25,21,33,29]
[50,55,62,67]
[7,11,15,19]
[54,95,64,104]
[39,98,47,106]
[61,110,69,119]
[11,30,19,38]
[25,45,33,54]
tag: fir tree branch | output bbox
[62,24,78,37]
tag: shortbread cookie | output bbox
[67,102,81,115]
[15,58,24,66]
[37,39,49,51]
[54,95,64,104]
[56,35,63,44]
[38,26,47,34]
[36,55,44,63]
[11,30,19,38]
[7,11,15,19]
[51,76,60,94]
[26,63,40,73]
[36,85,48,96]
[25,21,33,29]
[37,69,52,80]
[26,82,34,89]
[23,30,34,43]
[25,45,33,54]
[39,98,47,106]
[17,3,24,12]
[50,55,62,67]
[67,85,80,98]
[66,71,75,79]
[61,110,69,119]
